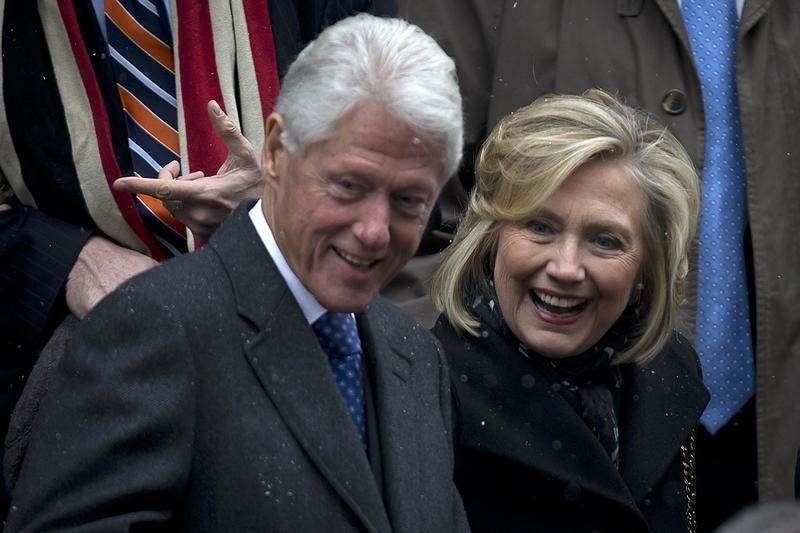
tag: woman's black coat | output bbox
[433,317,709,533]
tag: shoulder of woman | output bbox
[656,330,703,380]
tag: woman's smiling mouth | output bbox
[530,289,589,316]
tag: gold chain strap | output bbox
[680,430,698,533]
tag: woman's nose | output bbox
[544,240,586,283]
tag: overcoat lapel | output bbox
[653,0,694,58]
[452,325,707,518]
[740,0,772,34]
[358,303,420,530]
[494,363,641,515]
[209,204,392,533]
[453,332,642,517]
[618,334,708,500]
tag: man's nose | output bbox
[544,239,586,283]
[352,198,390,250]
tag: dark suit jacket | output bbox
[433,316,709,533]
[4,203,468,532]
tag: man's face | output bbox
[262,104,445,312]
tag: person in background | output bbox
[716,502,800,533]
[4,14,468,532]
[431,89,707,532]
[401,1,800,528]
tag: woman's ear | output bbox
[628,278,644,308]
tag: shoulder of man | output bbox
[364,295,439,345]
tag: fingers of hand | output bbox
[114,175,204,203]
[114,160,180,197]
[207,100,254,158]
[112,177,169,198]
[157,160,181,181]
[177,171,206,182]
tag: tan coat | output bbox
[400,0,800,502]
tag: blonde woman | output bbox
[432,89,707,533]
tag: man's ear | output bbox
[262,112,287,183]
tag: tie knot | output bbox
[312,312,362,359]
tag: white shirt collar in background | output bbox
[676,0,745,18]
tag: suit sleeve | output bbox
[0,206,92,358]
[4,281,196,532]
[0,1,112,360]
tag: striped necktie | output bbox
[681,0,755,433]
[106,0,187,256]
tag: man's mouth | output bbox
[334,247,379,270]
[530,289,588,316]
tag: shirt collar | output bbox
[675,0,745,18]
[248,200,327,325]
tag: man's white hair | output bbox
[274,14,463,178]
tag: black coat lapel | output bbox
[619,333,709,501]
[442,322,642,516]
[209,204,392,533]
[481,362,640,513]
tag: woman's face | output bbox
[493,159,647,359]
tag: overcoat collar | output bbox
[446,319,707,519]
[618,333,709,501]
[208,203,421,532]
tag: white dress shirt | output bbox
[248,200,328,325]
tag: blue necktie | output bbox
[682,0,755,433]
[313,312,367,448]
[106,0,187,256]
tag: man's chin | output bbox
[313,285,379,313]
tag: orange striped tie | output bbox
[105,0,187,256]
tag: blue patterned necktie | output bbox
[681,0,754,433]
[312,312,367,448]
[106,0,187,256]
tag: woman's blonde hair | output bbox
[431,89,699,364]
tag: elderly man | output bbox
[4,14,467,532]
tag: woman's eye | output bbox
[594,235,621,250]
[527,221,552,235]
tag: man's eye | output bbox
[399,195,423,206]
[331,178,361,197]
[395,194,427,214]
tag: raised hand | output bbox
[113,100,263,244]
